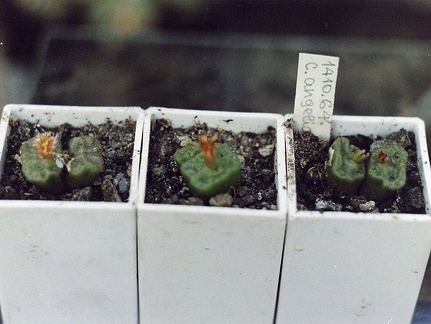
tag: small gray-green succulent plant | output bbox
[66,135,104,189]
[20,132,104,193]
[174,134,241,199]
[326,136,369,195]
[360,141,408,201]
[20,132,65,193]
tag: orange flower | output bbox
[198,134,218,169]
[32,132,57,159]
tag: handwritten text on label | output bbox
[293,53,339,141]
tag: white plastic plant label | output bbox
[293,53,339,141]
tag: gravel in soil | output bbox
[0,117,136,202]
[293,128,426,214]
[144,119,278,209]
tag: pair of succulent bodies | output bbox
[326,136,408,201]
[20,132,104,193]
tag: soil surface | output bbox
[145,119,278,209]
[0,118,136,202]
[293,129,426,214]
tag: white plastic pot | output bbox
[277,115,431,323]
[0,104,144,323]
[137,107,288,323]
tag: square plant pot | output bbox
[0,104,144,323]
[277,115,431,323]
[137,107,288,323]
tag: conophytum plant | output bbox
[20,132,65,193]
[174,134,241,199]
[326,136,408,201]
[326,136,369,195]
[20,132,104,193]
[360,141,408,201]
[66,135,104,189]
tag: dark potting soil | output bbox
[0,118,136,202]
[294,129,426,214]
[145,119,278,209]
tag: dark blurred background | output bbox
[1,0,431,320]
[2,0,431,118]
